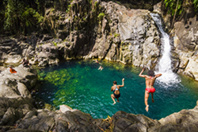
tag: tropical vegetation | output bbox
[0,0,197,35]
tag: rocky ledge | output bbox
[0,66,198,132]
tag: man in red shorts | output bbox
[139,68,162,112]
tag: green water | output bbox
[35,60,198,119]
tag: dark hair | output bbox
[113,81,117,84]
[148,70,155,77]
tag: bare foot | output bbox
[145,105,149,112]
[152,99,154,103]
[113,101,116,105]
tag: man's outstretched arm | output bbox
[155,73,162,78]
[139,68,146,78]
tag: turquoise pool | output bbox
[35,60,198,119]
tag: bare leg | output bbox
[145,90,149,112]
[151,93,154,103]
[111,94,116,105]
[117,98,119,102]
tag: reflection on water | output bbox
[35,60,198,119]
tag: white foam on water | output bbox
[150,13,181,87]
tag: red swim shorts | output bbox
[146,88,155,93]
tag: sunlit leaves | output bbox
[164,0,198,18]
[194,0,198,10]
[164,0,183,16]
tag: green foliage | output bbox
[66,4,71,13]
[194,0,198,10]
[53,41,57,46]
[98,12,105,21]
[22,8,43,27]
[114,33,120,38]
[89,0,93,4]
[164,0,183,16]
[94,1,98,7]
[3,0,44,34]
[164,0,198,18]
[50,8,55,12]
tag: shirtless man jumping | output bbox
[139,68,162,112]
[111,78,125,105]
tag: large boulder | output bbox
[150,105,198,132]
[0,65,37,98]
[111,111,159,132]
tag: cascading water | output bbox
[150,13,180,86]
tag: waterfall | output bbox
[150,13,180,86]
